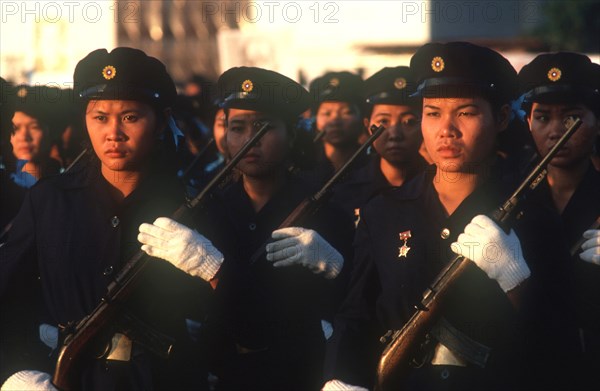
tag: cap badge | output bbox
[394,77,407,90]
[242,79,254,93]
[547,67,562,82]
[102,65,117,80]
[16,87,28,98]
[431,56,445,73]
[398,230,412,258]
[329,78,340,87]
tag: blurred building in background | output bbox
[1,0,598,87]
[1,1,118,85]
[115,0,239,83]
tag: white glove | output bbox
[580,229,600,265]
[451,215,530,292]
[266,227,343,279]
[321,319,334,340]
[138,217,223,281]
[322,379,369,391]
[39,324,58,350]
[1,371,57,391]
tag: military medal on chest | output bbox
[398,230,412,258]
[354,208,361,228]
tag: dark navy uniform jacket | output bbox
[325,166,577,390]
[194,173,355,391]
[301,145,372,191]
[0,158,211,390]
[555,166,600,336]
[330,155,427,225]
[530,164,600,386]
[0,168,27,231]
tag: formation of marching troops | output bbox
[0,42,598,391]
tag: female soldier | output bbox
[138,66,354,390]
[9,86,63,183]
[323,42,575,390]
[308,71,368,181]
[330,66,427,224]
[519,52,600,389]
[0,47,209,390]
[0,85,63,232]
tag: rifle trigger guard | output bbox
[95,339,112,359]
[410,333,435,369]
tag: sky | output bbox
[1,1,598,85]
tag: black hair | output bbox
[363,100,422,121]
[222,107,317,172]
[3,107,55,173]
[521,95,600,120]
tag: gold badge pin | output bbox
[329,77,340,87]
[547,67,562,82]
[394,77,407,90]
[16,87,28,98]
[431,56,445,73]
[242,79,254,93]
[102,65,117,80]
[398,230,412,258]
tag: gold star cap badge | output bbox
[328,77,340,87]
[394,77,407,90]
[242,79,254,93]
[16,87,28,98]
[102,65,117,80]
[547,67,562,82]
[431,56,445,73]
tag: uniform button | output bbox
[440,368,450,380]
[103,266,114,276]
[111,216,120,228]
[440,228,450,239]
[249,223,256,231]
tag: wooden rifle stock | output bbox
[248,124,386,265]
[375,117,583,391]
[52,122,271,390]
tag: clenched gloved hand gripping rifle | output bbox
[52,122,272,390]
[247,124,386,266]
[375,117,582,391]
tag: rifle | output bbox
[178,137,216,185]
[375,117,583,391]
[313,129,326,143]
[52,121,271,390]
[247,124,386,266]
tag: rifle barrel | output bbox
[376,117,583,391]
[249,124,386,265]
[314,124,385,202]
[52,122,272,390]
[179,138,216,182]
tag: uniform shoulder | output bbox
[368,169,429,203]
[360,169,431,217]
[29,162,97,196]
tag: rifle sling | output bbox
[429,317,491,368]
